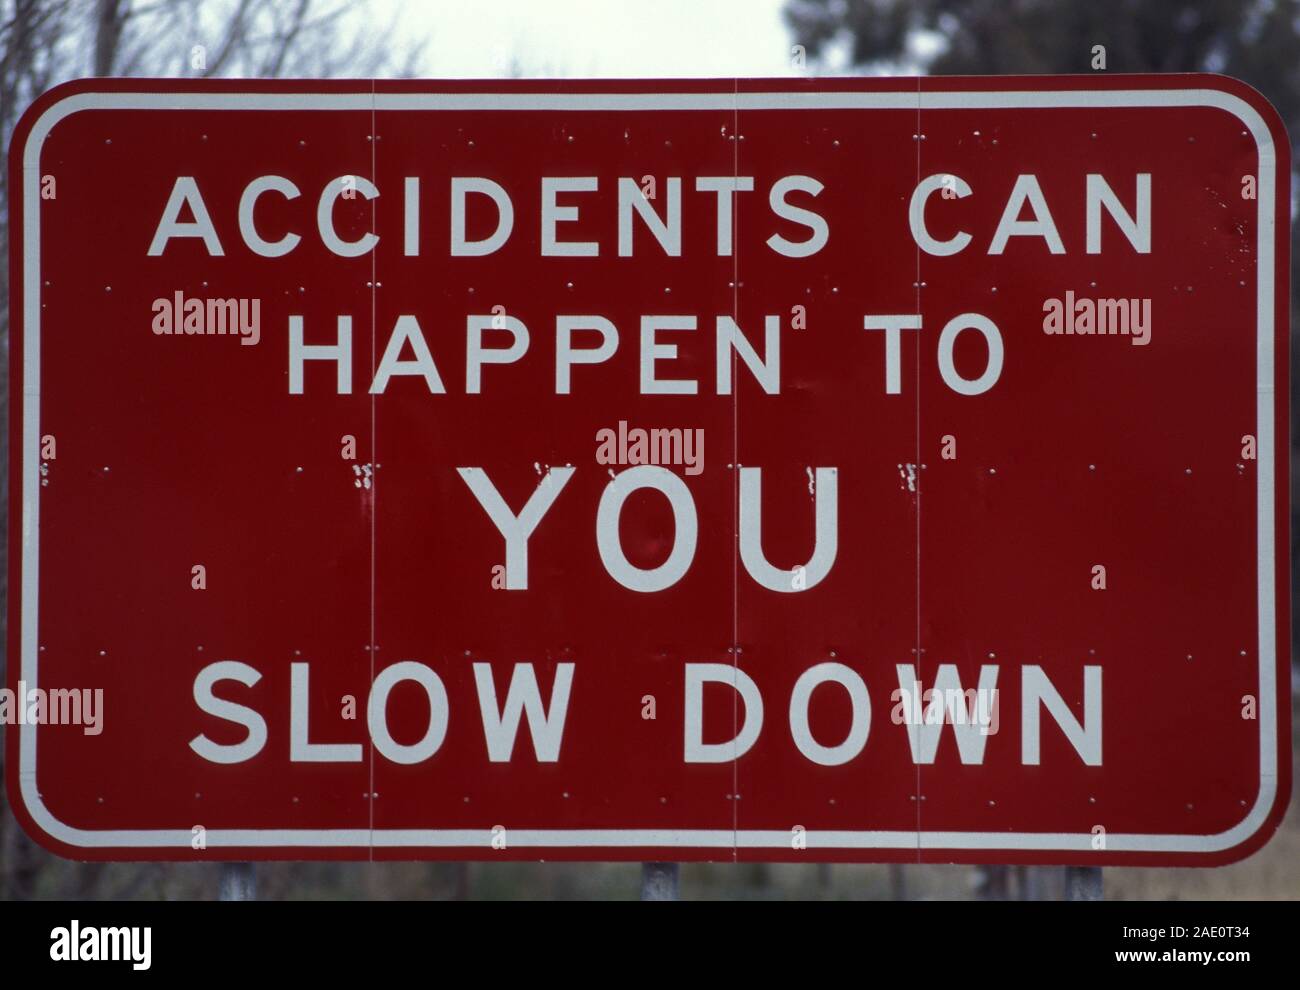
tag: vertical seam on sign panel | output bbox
[369,80,378,862]
[731,77,741,862]
[912,77,923,863]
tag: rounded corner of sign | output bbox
[1203,773,1292,867]
[1195,73,1289,162]
[7,771,88,860]
[13,79,106,168]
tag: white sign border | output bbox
[16,85,1281,855]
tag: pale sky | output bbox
[372,0,810,78]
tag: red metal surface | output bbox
[6,75,1290,863]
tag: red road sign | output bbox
[6,75,1291,864]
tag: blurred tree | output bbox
[786,0,1300,129]
[0,0,422,900]
[784,0,1300,279]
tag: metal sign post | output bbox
[218,862,256,901]
[640,862,680,901]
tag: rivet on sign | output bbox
[1090,281,1096,288]
[1090,133,1097,139]
[105,139,111,145]
[463,796,470,803]
[1240,650,1247,656]
[988,800,995,806]
[1187,654,1193,660]
[376,282,382,288]
[989,467,996,474]
[991,286,998,293]
[295,466,303,473]
[293,796,299,803]
[1089,797,1096,803]
[833,140,840,147]
[664,287,671,294]
[566,282,573,289]
[298,287,304,293]
[1089,464,1096,471]
[197,646,204,652]
[660,797,667,804]
[99,650,106,657]
[832,286,839,293]
[829,798,836,804]
[567,135,574,143]
[1187,803,1194,810]
[563,792,570,799]
[1185,468,1193,475]
[102,466,110,472]
[988,652,996,659]
[105,286,112,292]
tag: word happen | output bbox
[286,310,1004,397]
